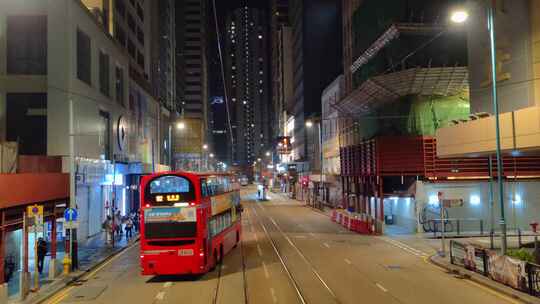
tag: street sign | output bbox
[64,208,78,222]
[442,199,464,208]
[27,204,43,218]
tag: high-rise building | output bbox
[225,7,271,170]
[175,0,208,120]
[174,0,209,171]
[271,0,291,140]
[151,0,176,112]
[289,0,342,165]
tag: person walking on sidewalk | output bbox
[125,217,134,240]
[37,237,47,275]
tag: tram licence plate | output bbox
[179,249,194,256]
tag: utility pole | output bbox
[487,1,507,254]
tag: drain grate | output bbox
[386,265,402,270]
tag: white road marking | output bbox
[322,242,330,248]
[376,283,388,293]
[294,235,307,239]
[155,291,165,300]
[270,287,278,303]
[344,258,352,265]
[269,217,279,227]
[309,232,316,237]
[253,231,259,242]
[379,237,429,258]
[262,261,270,279]
[257,244,264,257]
[163,282,172,288]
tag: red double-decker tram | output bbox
[139,172,242,276]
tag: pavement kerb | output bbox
[429,254,540,304]
[22,237,139,304]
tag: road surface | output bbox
[44,186,521,304]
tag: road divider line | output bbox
[379,237,429,258]
[323,242,330,248]
[155,291,165,301]
[253,231,259,242]
[376,283,388,293]
[344,258,352,265]
[262,261,270,279]
[270,287,278,303]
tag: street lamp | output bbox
[450,4,507,254]
[209,153,214,158]
[266,151,271,157]
[305,118,324,210]
[177,121,186,130]
[450,10,468,24]
[203,144,208,150]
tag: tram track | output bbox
[212,212,250,304]
[247,199,342,304]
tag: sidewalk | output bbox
[8,231,138,304]
[430,254,540,304]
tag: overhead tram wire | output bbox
[212,0,235,159]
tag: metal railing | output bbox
[427,218,484,237]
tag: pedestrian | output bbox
[125,217,133,240]
[115,211,122,237]
[134,211,140,232]
[103,216,113,244]
[37,237,47,274]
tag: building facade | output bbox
[174,0,209,170]
[271,0,290,141]
[321,75,344,207]
[288,0,342,167]
[225,7,271,172]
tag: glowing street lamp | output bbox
[177,121,186,130]
[305,120,314,128]
[203,144,208,150]
[209,153,215,158]
[450,10,469,24]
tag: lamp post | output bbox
[203,144,208,171]
[451,2,507,254]
[306,119,323,210]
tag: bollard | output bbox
[480,220,484,235]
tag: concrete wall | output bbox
[0,1,49,142]
[436,106,540,157]
[418,180,540,233]
[383,197,417,234]
[467,0,535,114]
[47,0,130,160]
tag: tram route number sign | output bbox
[27,204,44,232]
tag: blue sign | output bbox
[64,208,78,222]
